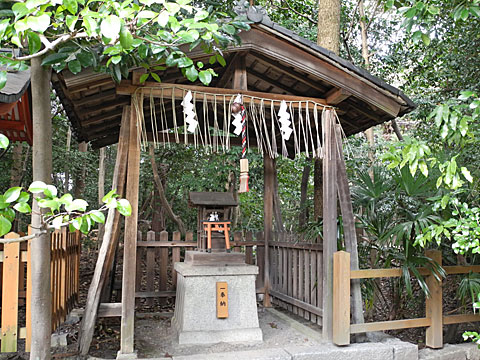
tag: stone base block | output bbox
[172,262,262,345]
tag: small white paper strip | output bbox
[231,94,244,136]
[278,100,292,140]
[181,91,198,133]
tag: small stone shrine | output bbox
[172,192,263,345]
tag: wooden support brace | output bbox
[425,249,443,348]
[333,251,351,346]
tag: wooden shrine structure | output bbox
[51,7,415,358]
[0,66,33,145]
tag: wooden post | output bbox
[1,233,20,352]
[335,125,365,335]
[333,251,351,345]
[79,106,130,355]
[30,56,53,360]
[119,101,141,356]
[146,230,156,306]
[426,249,443,348]
[322,109,337,340]
[263,155,274,307]
[172,231,181,287]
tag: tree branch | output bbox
[268,0,316,24]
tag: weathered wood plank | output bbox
[245,232,253,265]
[1,234,20,352]
[350,318,431,334]
[310,250,317,323]
[159,231,168,305]
[426,250,443,349]
[298,249,304,317]
[146,231,156,306]
[333,251,350,346]
[79,106,130,355]
[292,249,298,315]
[304,249,310,320]
[443,314,480,325]
[322,109,337,340]
[119,102,141,356]
[136,241,197,247]
[172,232,181,287]
[135,291,176,298]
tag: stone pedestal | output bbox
[172,257,263,345]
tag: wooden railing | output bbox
[135,230,323,323]
[269,233,323,325]
[0,229,81,353]
[333,250,480,347]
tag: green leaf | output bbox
[470,6,480,18]
[38,199,60,212]
[459,90,475,100]
[17,192,29,203]
[0,133,8,148]
[80,215,90,233]
[405,7,417,18]
[27,14,50,33]
[157,11,169,27]
[44,185,58,198]
[198,70,212,85]
[12,3,29,19]
[76,51,94,67]
[164,2,180,15]
[4,187,22,203]
[59,193,73,205]
[0,215,12,237]
[176,57,193,68]
[90,210,105,224]
[101,15,121,40]
[63,0,78,15]
[222,24,236,35]
[185,66,198,82]
[72,216,82,230]
[13,202,31,214]
[27,32,41,54]
[216,54,226,67]
[65,199,88,212]
[120,27,133,49]
[427,5,439,15]
[102,189,117,203]
[68,59,82,74]
[421,33,431,46]
[461,167,473,183]
[194,9,209,21]
[41,52,69,66]
[66,15,78,31]
[139,73,149,84]
[151,72,161,82]
[28,180,47,193]
[116,199,132,216]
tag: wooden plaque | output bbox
[216,282,228,318]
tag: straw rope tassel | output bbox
[239,104,249,193]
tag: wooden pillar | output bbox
[119,103,141,356]
[263,155,274,307]
[322,110,337,340]
[426,249,443,348]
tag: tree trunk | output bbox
[74,141,87,198]
[30,57,53,360]
[315,0,341,221]
[97,147,106,245]
[148,146,186,235]
[317,0,341,54]
[298,159,311,228]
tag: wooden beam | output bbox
[78,106,130,355]
[132,69,147,86]
[119,101,141,356]
[116,81,328,107]
[443,314,480,325]
[322,109,337,341]
[269,289,323,317]
[82,109,122,126]
[136,241,197,247]
[350,318,431,333]
[74,89,117,106]
[232,53,247,90]
[326,88,351,105]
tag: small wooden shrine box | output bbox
[189,192,238,252]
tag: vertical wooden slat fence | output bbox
[0,229,81,353]
[268,233,323,325]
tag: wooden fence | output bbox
[333,249,480,347]
[0,229,81,353]
[135,230,323,322]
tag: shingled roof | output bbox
[52,7,415,150]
